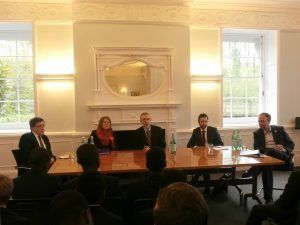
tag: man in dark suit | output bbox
[62,144,121,198]
[187,113,224,194]
[246,171,300,225]
[135,112,166,151]
[19,117,52,167]
[0,174,30,225]
[243,112,294,204]
[12,147,61,199]
[187,113,223,148]
[77,171,123,225]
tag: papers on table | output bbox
[239,149,260,156]
[213,146,230,150]
[58,154,71,159]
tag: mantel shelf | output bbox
[88,102,181,110]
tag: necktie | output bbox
[146,129,151,147]
[38,135,45,149]
[200,130,206,146]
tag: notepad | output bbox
[239,149,260,156]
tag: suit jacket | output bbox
[253,125,294,154]
[187,126,223,148]
[0,208,30,225]
[62,174,122,198]
[19,132,52,166]
[90,205,123,225]
[12,171,61,199]
[275,171,300,210]
[135,125,166,149]
[89,130,117,150]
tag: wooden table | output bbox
[48,147,284,204]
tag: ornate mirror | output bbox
[104,60,164,97]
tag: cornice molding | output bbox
[0,1,300,29]
[0,2,71,20]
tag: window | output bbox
[222,29,277,126]
[0,23,34,130]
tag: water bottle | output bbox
[89,136,95,145]
[232,129,242,150]
[169,132,177,154]
[81,136,86,144]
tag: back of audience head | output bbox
[28,147,51,172]
[50,190,93,225]
[146,147,166,173]
[0,174,13,206]
[160,169,186,188]
[77,170,106,205]
[154,182,208,225]
[76,143,100,171]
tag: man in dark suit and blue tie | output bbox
[19,117,53,167]
[135,112,166,151]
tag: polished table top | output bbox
[48,147,284,175]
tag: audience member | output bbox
[154,182,208,225]
[89,116,117,150]
[19,117,54,168]
[127,146,166,206]
[187,113,224,194]
[0,174,30,225]
[77,171,123,225]
[50,190,94,225]
[62,143,121,198]
[12,147,61,199]
[246,171,300,225]
[135,112,166,150]
[242,112,294,204]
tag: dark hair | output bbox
[76,144,100,170]
[160,169,186,188]
[146,147,166,172]
[259,112,271,122]
[77,171,106,204]
[97,116,113,131]
[198,113,208,122]
[50,190,89,225]
[154,182,208,225]
[29,117,44,128]
[0,174,14,204]
[28,147,51,170]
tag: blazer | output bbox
[89,130,117,150]
[135,125,166,149]
[253,125,294,154]
[18,132,52,166]
[12,171,61,199]
[0,208,30,225]
[187,126,223,148]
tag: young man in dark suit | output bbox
[246,171,300,225]
[243,112,294,204]
[187,113,223,148]
[135,112,166,151]
[19,117,53,167]
[187,113,224,194]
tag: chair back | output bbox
[102,196,124,217]
[133,198,156,225]
[11,149,30,176]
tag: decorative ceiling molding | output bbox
[0,1,300,29]
[0,2,71,20]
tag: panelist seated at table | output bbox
[135,112,166,151]
[242,112,295,204]
[89,116,117,150]
[19,117,54,167]
[62,144,121,198]
[187,113,223,148]
[187,113,224,195]
[12,147,61,199]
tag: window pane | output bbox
[232,78,246,97]
[0,101,18,122]
[19,79,34,99]
[20,101,34,122]
[223,99,231,118]
[0,40,16,56]
[232,98,246,117]
[247,98,259,117]
[247,78,260,97]
[0,57,16,78]
[17,40,32,56]
[17,57,33,78]
[4,79,17,100]
[223,78,231,97]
